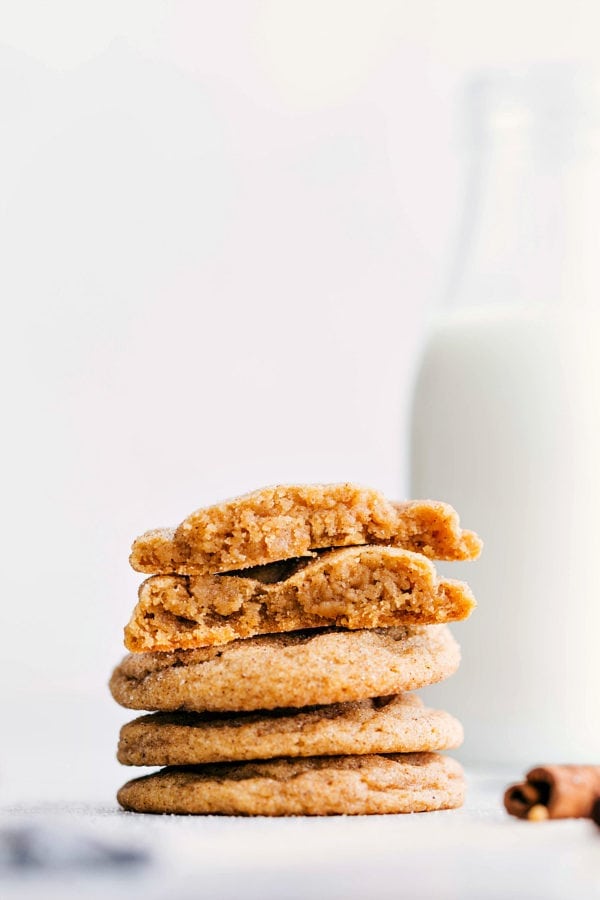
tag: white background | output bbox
[1,0,599,801]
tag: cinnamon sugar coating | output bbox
[109,625,460,713]
[117,752,465,816]
[117,694,463,766]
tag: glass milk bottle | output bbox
[411,67,600,765]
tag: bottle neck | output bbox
[447,71,600,313]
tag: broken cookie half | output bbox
[129,483,482,575]
[124,545,476,652]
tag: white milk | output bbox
[411,301,600,764]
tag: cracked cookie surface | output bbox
[117,694,463,765]
[110,625,460,713]
[129,484,482,575]
[117,751,465,815]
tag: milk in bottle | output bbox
[411,68,600,764]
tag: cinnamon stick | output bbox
[504,765,600,820]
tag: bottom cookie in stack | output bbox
[111,626,465,816]
[117,754,464,817]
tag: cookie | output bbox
[129,483,482,574]
[124,546,475,652]
[116,752,465,816]
[117,694,463,766]
[110,625,460,713]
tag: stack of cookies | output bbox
[110,483,481,816]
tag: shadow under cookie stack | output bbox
[110,483,481,816]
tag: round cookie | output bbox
[117,752,465,816]
[117,694,464,765]
[109,625,460,713]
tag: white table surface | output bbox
[2,767,600,900]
